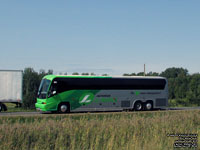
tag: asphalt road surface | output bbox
[0,107,199,116]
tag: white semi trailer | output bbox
[0,70,23,112]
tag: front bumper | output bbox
[35,103,47,111]
[35,102,57,112]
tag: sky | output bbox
[0,0,200,75]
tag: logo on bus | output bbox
[79,93,94,105]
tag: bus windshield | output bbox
[37,79,51,99]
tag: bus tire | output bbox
[144,101,153,111]
[58,103,70,113]
[134,101,143,111]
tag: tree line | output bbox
[22,67,200,108]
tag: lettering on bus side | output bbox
[95,94,116,103]
[140,92,161,95]
[130,91,140,96]
[79,93,117,105]
[96,95,111,97]
[131,91,161,95]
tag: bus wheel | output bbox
[144,101,153,111]
[58,103,70,113]
[134,101,143,111]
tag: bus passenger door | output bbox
[47,81,62,110]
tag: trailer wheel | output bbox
[144,101,153,111]
[0,103,2,112]
[2,103,7,111]
[58,103,70,113]
[134,101,143,111]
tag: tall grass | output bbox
[0,110,199,150]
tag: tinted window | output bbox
[53,78,166,93]
[37,79,51,99]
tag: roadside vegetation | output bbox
[0,110,199,150]
[3,103,35,112]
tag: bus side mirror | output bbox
[48,91,57,97]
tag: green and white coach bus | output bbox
[35,75,168,113]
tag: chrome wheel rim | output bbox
[146,103,152,110]
[136,103,142,110]
[60,105,67,113]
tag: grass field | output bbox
[0,110,199,150]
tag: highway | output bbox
[0,107,199,116]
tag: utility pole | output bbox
[144,64,146,76]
